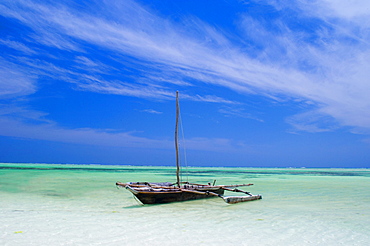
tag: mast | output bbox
[175,91,181,187]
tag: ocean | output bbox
[1,163,369,245]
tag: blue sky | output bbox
[1,0,370,167]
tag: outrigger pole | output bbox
[179,188,262,204]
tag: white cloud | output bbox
[0,105,52,124]
[237,1,370,132]
[0,39,36,55]
[75,56,100,67]
[0,113,246,152]
[0,59,36,98]
[184,137,247,152]
[219,107,264,122]
[316,0,370,20]
[0,116,171,149]
[75,77,175,100]
[2,0,370,134]
[142,109,162,114]
[185,94,238,104]
[286,110,339,133]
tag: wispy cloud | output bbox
[0,109,247,152]
[0,38,37,55]
[0,59,36,99]
[0,105,51,124]
[310,0,370,21]
[184,94,238,104]
[219,107,264,122]
[183,137,248,152]
[286,110,340,133]
[1,0,370,138]
[0,116,172,149]
[142,109,163,115]
[237,1,370,132]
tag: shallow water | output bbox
[1,163,369,245]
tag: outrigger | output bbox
[116,92,262,204]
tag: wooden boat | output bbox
[116,181,261,204]
[116,91,262,204]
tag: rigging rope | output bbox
[177,96,189,183]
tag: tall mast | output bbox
[175,91,181,187]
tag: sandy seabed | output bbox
[1,164,370,245]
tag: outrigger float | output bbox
[116,92,262,204]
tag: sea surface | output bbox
[1,163,369,245]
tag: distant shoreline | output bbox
[1,162,368,170]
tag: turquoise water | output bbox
[1,163,370,245]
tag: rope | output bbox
[177,96,189,183]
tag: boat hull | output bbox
[131,189,225,204]
[116,182,261,204]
